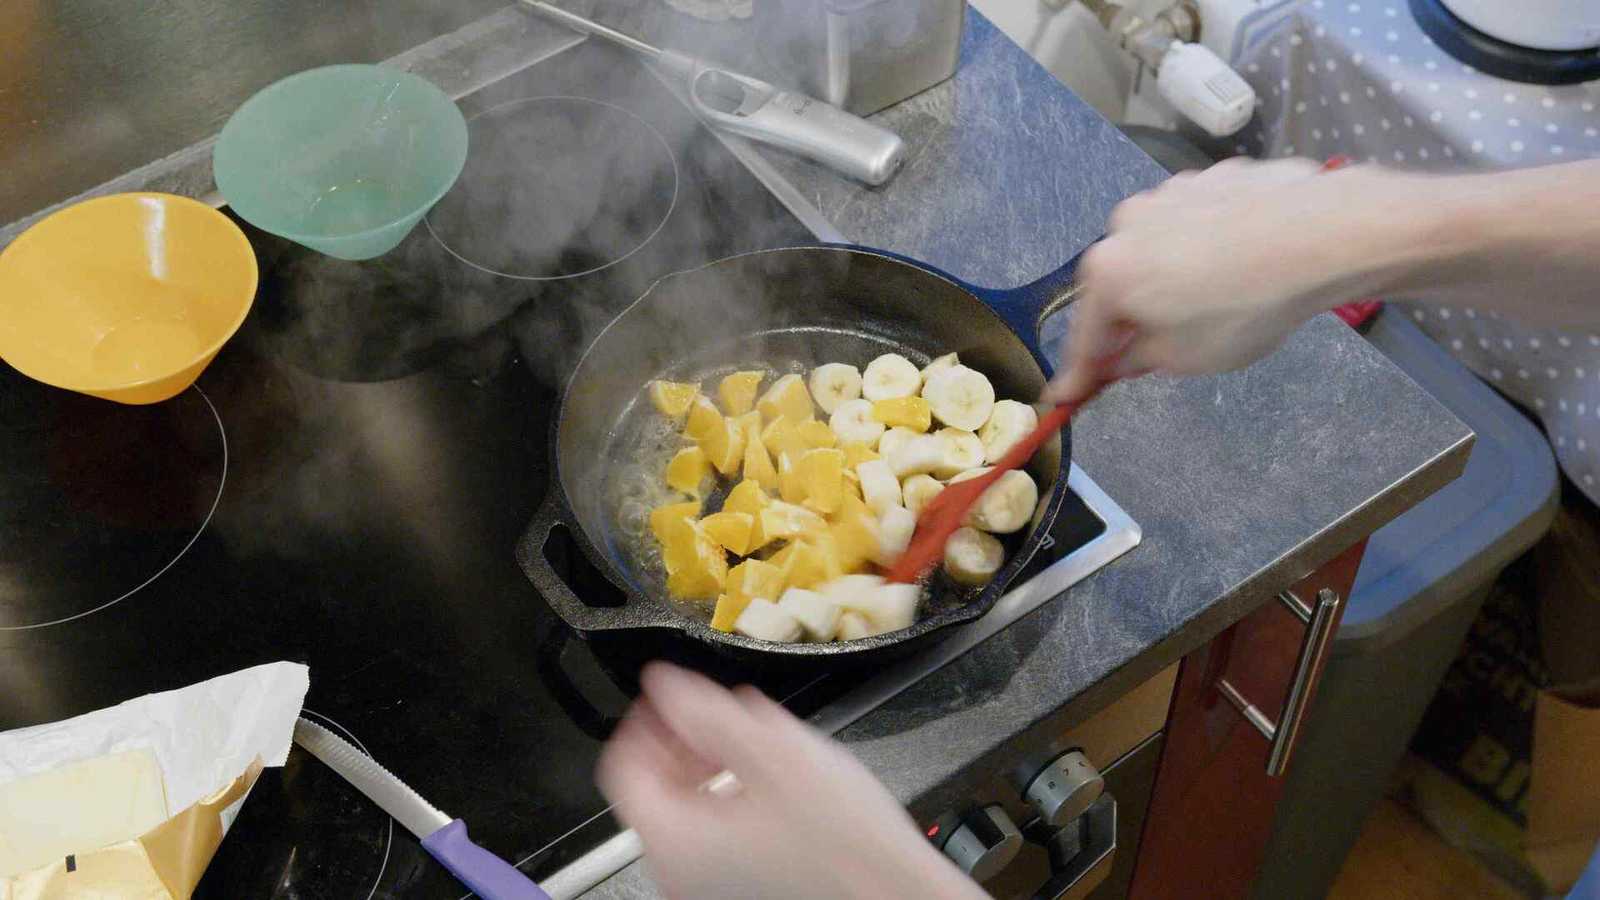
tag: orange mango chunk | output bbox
[723,479,769,519]
[871,397,931,432]
[649,380,700,420]
[799,448,846,515]
[684,395,723,443]
[700,511,755,556]
[796,419,838,449]
[718,371,765,417]
[757,374,814,424]
[711,593,750,632]
[699,415,747,476]
[665,446,709,495]
[649,501,700,545]
[840,441,880,468]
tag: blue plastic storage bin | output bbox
[1252,309,1559,900]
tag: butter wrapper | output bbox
[0,662,310,899]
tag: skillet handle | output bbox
[536,625,629,741]
[514,488,681,635]
[818,242,1088,368]
[980,252,1088,371]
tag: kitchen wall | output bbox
[0,0,506,225]
[968,0,1137,120]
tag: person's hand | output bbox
[1046,158,1409,405]
[596,662,987,900]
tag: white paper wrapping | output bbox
[0,662,310,815]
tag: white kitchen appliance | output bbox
[1437,0,1600,51]
[1411,0,1600,84]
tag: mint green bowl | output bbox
[213,64,468,261]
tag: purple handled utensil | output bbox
[293,718,551,900]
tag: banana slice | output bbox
[874,505,917,566]
[733,597,803,642]
[933,428,985,478]
[862,353,922,401]
[855,459,903,517]
[836,611,874,641]
[852,584,920,634]
[950,467,1038,533]
[821,575,918,634]
[819,573,885,608]
[877,426,920,460]
[921,365,995,432]
[902,474,945,517]
[808,363,863,415]
[887,433,946,478]
[921,352,960,381]
[944,526,1005,585]
[828,398,885,446]
[777,587,842,641]
[980,400,1039,464]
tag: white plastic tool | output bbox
[520,1,907,185]
[1155,41,1256,138]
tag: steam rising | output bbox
[216,22,829,559]
[425,96,678,279]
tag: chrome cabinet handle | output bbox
[1215,588,1342,777]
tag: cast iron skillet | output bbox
[516,246,1083,665]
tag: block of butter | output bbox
[0,748,169,877]
[0,662,309,898]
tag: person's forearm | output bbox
[1048,157,1598,399]
[1352,161,1600,325]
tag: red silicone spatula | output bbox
[888,156,1356,585]
[885,371,1116,584]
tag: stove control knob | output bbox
[1024,750,1105,829]
[938,805,1023,882]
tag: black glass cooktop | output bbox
[0,40,1104,899]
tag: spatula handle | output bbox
[422,820,552,900]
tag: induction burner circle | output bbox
[197,710,392,899]
[425,96,680,280]
[0,378,227,631]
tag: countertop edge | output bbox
[884,427,1475,819]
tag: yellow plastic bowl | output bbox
[0,193,258,404]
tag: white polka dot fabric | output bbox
[1216,0,1600,503]
[1224,0,1600,167]
[1405,310,1600,500]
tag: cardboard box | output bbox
[1405,494,1600,894]
[1525,682,1600,892]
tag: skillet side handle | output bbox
[514,489,678,635]
[815,240,1077,357]
[981,249,1091,370]
[536,626,629,741]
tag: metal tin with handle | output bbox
[519,1,907,185]
[1214,589,1344,777]
[753,0,968,117]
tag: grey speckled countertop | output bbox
[571,5,1472,899]
[580,1,1166,288]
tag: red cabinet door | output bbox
[1129,541,1367,900]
